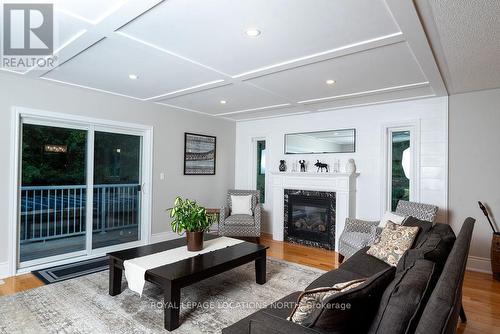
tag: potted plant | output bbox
[167,197,215,251]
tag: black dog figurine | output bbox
[299,160,306,172]
[314,160,329,172]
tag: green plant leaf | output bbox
[167,196,213,234]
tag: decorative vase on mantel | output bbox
[279,160,287,172]
[345,159,356,174]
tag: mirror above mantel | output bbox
[284,129,356,154]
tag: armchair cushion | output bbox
[231,195,253,215]
[225,214,255,226]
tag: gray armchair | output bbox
[338,200,439,261]
[219,190,262,239]
[338,218,379,261]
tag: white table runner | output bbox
[123,237,244,296]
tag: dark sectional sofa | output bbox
[223,217,475,334]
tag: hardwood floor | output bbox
[0,273,44,296]
[261,233,340,270]
[1,234,499,333]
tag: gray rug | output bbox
[0,258,325,334]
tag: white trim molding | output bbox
[0,261,10,280]
[467,256,492,274]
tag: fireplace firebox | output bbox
[284,189,336,250]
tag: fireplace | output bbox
[284,189,336,250]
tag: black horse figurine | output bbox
[314,160,329,172]
[299,160,306,172]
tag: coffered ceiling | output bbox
[2,0,448,121]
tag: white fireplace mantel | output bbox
[270,172,359,250]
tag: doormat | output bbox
[32,257,108,284]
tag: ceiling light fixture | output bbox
[220,100,227,104]
[128,74,138,80]
[326,79,336,85]
[245,29,261,37]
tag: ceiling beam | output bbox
[25,0,165,78]
[385,0,448,96]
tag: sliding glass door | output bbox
[20,124,88,263]
[92,131,142,249]
[18,117,149,269]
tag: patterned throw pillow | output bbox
[367,221,420,266]
[288,279,365,325]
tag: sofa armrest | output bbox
[220,206,229,227]
[249,313,321,334]
[343,218,379,234]
[254,203,262,226]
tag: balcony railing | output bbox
[20,184,140,244]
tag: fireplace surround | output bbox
[284,189,336,249]
[271,172,358,250]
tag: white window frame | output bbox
[381,121,420,214]
[9,107,154,275]
[250,137,268,204]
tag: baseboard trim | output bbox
[150,231,182,244]
[467,255,492,274]
[0,261,11,280]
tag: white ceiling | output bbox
[45,34,223,99]
[4,0,451,121]
[415,0,500,94]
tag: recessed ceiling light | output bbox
[326,79,336,85]
[220,100,227,104]
[245,29,261,37]
[128,74,138,80]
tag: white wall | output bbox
[235,97,448,234]
[0,72,235,278]
[449,88,500,273]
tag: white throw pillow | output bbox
[231,195,253,215]
[379,211,405,228]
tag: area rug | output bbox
[0,258,325,333]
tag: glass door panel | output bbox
[256,140,266,203]
[20,124,87,263]
[92,132,142,249]
[390,131,411,211]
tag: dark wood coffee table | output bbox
[107,235,268,331]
